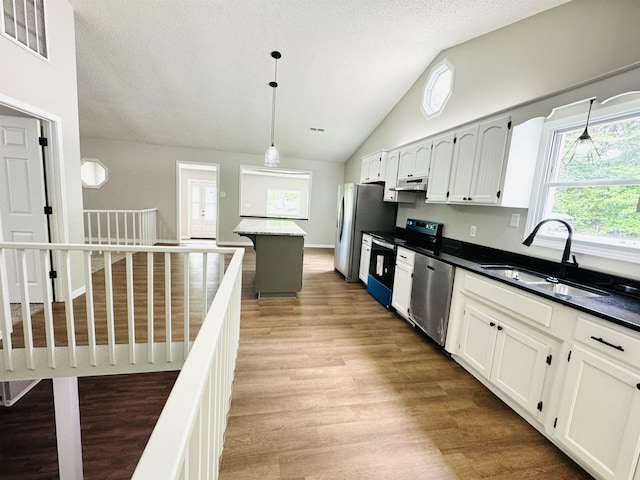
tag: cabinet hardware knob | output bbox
[489,322,496,327]
[497,325,503,331]
[637,384,640,390]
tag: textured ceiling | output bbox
[68,0,569,163]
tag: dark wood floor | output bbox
[0,247,592,479]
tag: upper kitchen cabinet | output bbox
[383,149,415,203]
[447,115,544,207]
[425,132,455,203]
[449,116,511,205]
[360,151,388,183]
[398,139,432,181]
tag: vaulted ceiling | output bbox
[68,0,569,163]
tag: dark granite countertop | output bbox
[364,229,640,333]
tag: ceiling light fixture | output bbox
[563,98,601,165]
[265,51,281,167]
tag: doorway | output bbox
[177,162,219,241]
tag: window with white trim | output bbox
[529,94,640,263]
[421,59,454,118]
[2,0,48,59]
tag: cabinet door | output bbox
[413,140,432,178]
[391,261,413,320]
[448,124,478,203]
[374,154,388,182]
[556,344,640,480]
[398,149,415,180]
[468,116,511,204]
[426,133,455,203]
[458,302,498,379]
[360,156,371,183]
[359,236,372,284]
[491,322,550,417]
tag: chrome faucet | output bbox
[522,218,578,279]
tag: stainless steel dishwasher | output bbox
[409,254,455,347]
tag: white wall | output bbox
[80,137,343,246]
[0,0,85,290]
[345,0,640,280]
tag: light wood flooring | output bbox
[219,248,592,480]
[0,247,592,479]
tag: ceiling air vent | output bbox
[308,127,325,132]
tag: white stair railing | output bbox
[132,245,243,479]
[0,242,240,381]
[84,208,158,246]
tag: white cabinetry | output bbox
[444,115,544,207]
[425,132,455,203]
[360,151,388,183]
[359,234,372,284]
[458,299,552,417]
[555,316,640,480]
[398,139,432,181]
[383,149,415,203]
[391,247,415,321]
[449,116,511,204]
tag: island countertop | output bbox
[233,219,307,237]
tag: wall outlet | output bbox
[220,191,226,197]
[510,213,520,227]
[469,225,477,237]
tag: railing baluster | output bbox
[165,252,172,362]
[183,252,189,360]
[17,249,35,369]
[109,212,114,245]
[0,247,15,371]
[125,212,130,245]
[201,252,208,322]
[115,212,120,245]
[61,250,78,368]
[133,212,138,246]
[104,251,116,365]
[84,250,97,366]
[126,252,136,364]
[39,250,56,368]
[147,251,154,363]
[97,212,102,244]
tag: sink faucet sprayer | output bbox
[522,218,578,279]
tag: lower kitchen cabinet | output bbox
[359,234,372,284]
[555,323,640,480]
[458,299,551,417]
[391,247,414,320]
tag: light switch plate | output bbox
[510,213,520,227]
[469,225,477,237]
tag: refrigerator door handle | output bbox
[338,196,345,241]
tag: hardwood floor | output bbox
[0,247,592,479]
[219,248,592,480]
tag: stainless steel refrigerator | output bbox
[334,183,397,282]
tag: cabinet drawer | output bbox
[464,273,553,327]
[574,317,640,368]
[396,247,415,266]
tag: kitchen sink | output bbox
[481,265,549,283]
[481,264,608,298]
[526,281,606,297]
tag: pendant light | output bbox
[265,51,281,167]
[563,98,601,165]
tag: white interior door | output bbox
[189,180,217,239]
[0,116,49,302]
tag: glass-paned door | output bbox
[189,180,217,239]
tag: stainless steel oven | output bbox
[367,236,396,309]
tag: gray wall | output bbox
[80,138,343,246]
[344,0,640,280]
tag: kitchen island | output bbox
[234,219,306,298]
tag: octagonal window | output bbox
[81,158,108,188]
[421,60,454,118]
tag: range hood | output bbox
[391,176,428,191]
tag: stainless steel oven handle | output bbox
[371,238,396,250]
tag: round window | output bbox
[421,60,454,118]
[80,158,108,188]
